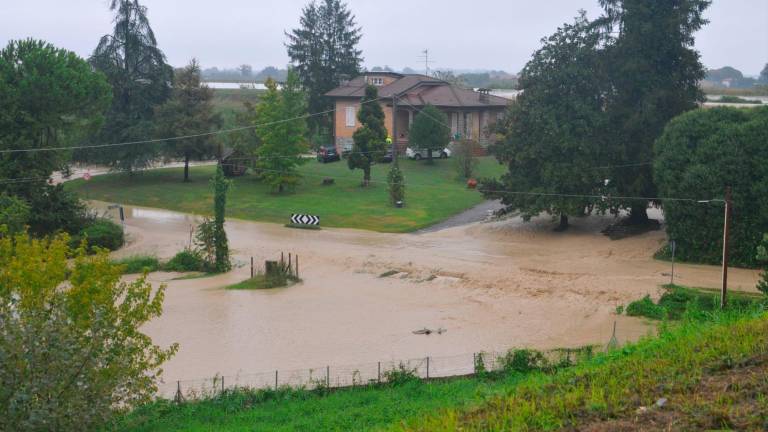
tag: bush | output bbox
[654,107,768,267]
[74,218,125,251]
[757,234,768,296]
[626,295,667,319]
[163,248,209,273]
[113,255,160,274]
[497,349,549,373]
[383,362,420,386]
[27,184,90,236]
[453,139,480,179]
[387,163,405,205]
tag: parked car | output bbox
[379,148,394,163]
[406,147,451,160]
[317,145,341,163]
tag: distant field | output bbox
[67,157,506,232]
[211,88,264,117]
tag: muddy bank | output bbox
[95,202,761,391]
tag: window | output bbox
[345,106,356,127]
[369,77,384,86]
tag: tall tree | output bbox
[0,39,111,200]
[760,63,768,84]
[348,85,386,186]
[286,0,362,133]
[155,59,220,182]
[255,72,309,193]
[408,104,451,164]
[89,0,173,173]
[598,0,710,223]
[481,12,609,230]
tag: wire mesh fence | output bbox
[158,343,609,402]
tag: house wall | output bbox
[333,99,395,153]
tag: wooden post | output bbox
[296,255,299,279]
[326,366,330,388]
[222,376,225,394]
[250,256,254,279]
[721,187,732,309]
[392,95,398,165]
[377,361,381,383]
[670,240,676,285]
[275,370,278,390]
[288,253,292,272]
[426,357,430,379]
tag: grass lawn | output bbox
[67,157,506,232]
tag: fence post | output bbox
[426,356,430,379]
[296,255,299,279]
[221,376,225,394]
[473,353,476,374]
[275,370,278,390]
[378,361,381,384]
[326,365,330,388]
[288,253,292,272]
[174,380,183,404]
[250,256,254,279]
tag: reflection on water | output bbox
[129,207,191,223]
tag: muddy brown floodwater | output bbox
[95,202,760,391]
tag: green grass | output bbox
[211,88,264,116]
[399,310,768,431]
[67,158,505,233]
[111,255,160,274]
[226,273,300,290]
[625,284,765,320]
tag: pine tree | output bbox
[348,86,386,187]
[286,0,362,133]
[88,0,173,173]
[408,104,450,164]
[598,0,710,223]
[255,71,309,193]
[155,59,220,182]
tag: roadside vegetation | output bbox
[66,157,505,232]
[623,284,765,320]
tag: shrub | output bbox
[383,362,420,386]
[113,255,160,274]
[654,107,768,267]
[758,234,768,296]
[27,184,90,236]
[387,163,405,205]
[163,248,209,273]
[626,295,666,320]
[453,139,480,179]
[497,349,549,374]
[74,218,125,251]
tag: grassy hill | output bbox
[115,290,767,431]
[67,157,506,232]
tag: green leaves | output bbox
[408,104,450,164]
[348,85,387,186]
[0,230,177,431]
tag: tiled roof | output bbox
[325,74,510,108]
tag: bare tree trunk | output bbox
[628,204,649,225]
[363,166,371,187]
[183,153,190,182]
[555,214,569,232]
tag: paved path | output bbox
[416,200,504,233]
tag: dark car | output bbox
[317,145,341,163]
[379,148,394,163]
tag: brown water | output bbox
[96,202,760,390]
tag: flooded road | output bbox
[97,202,761,389]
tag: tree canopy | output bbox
[155,59,220,182]
[408,104,451,164]
[481,12,608,230]
[286,0,362,134]
[654,107,768,267]
[0,230,177,431]
[348,85,386,186]
[88,0,173,173]
[598,0,710,222]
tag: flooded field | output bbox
[96,202,761,391]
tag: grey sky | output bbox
[1,0,767,75]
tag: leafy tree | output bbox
[0,39,111,200]
[387,163,405,205]
[760,63,768,84]
[409,104,451,164]
[255,72,309,193]
[597,0,710,223]
[482,13,608,230]
[155,59,220,182]
[654,107,768,267]
[211,163,231,273]
[0,194,29,234]
[0,230,177,431]
[89,0,173,173]
[26,185,90,237]
[454,140,479,180]
[348,85,386,186]
[432,70,466,87]
[286,0,362,133]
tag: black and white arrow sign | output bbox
[291,214,320,225]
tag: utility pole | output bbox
[392,94,398,166]
[720,187,732,309]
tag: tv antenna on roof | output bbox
[418,49,434,77]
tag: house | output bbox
[325,72,511,155]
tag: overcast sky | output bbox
[2,0,767,75]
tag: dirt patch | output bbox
[573,355,768,431]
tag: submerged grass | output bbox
[625,284,764,320]
[111,255,160,274]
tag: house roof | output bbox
[325,74,510,108]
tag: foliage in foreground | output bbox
[654,107,768,267]
[0,230,177,432]
[400,310,768,431]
